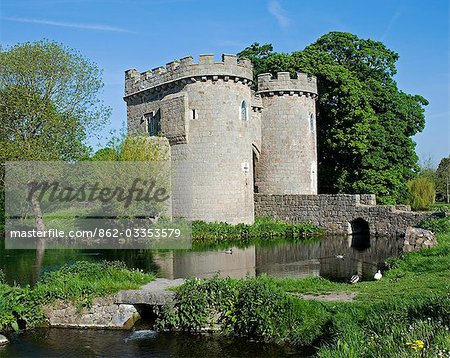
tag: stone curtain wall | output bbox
[255,194,431,236]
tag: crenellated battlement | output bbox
[257,72,318,97]
[124,54,253,97]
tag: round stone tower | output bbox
[256,72,318,195]
[124,54,259,224]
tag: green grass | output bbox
[430,203,450,212]
[0,261,154,333]
[192,217,322,243]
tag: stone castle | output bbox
[124,54,318,224]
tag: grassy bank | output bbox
[192,217,322,243]
[156,218,450,357]
[0,261,154,333]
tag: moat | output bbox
[0,235,402,285]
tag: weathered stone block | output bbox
[402,227,437,252]
[0,334,8,346]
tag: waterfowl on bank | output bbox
[374,270,382,281]
[350,274,361,284]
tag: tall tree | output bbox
[435,156,450,203]
[0,40,110,163]
[239,32,428,204]
[0,40,110,283]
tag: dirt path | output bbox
[289,291,358,302]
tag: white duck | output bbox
[374,270,382,281]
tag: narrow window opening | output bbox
[309,112,314,132]
[144,110,161,136]
[190,109,197,120]
[240,100,248,121]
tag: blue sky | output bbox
[1,0,448,166]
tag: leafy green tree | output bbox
[238,32,428,204]
[435,156,450,203]
[0,40,110,163]
[0,39,110,200]
[0,40,110,282]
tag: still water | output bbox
[0,235,403,285]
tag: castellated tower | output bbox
[256,72,318,195]
[124,54,261,224]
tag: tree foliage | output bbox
[91,136,169,162]
[435,156,450,203]
[238,32,428,204]
[0,39,110,162]
[407,176,435,211]
[0,40,110,231]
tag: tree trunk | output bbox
[31,193,45,287]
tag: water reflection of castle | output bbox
[152,235,403,282]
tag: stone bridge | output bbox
[116,278,184,306]
[255,194,432,236]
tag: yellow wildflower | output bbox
[406,340,425,351]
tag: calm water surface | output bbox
[0,235,403,285]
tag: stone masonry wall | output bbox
[255,194,431,236]
[257,72,318,195]
[125,54,259,224]
[178,78,259,224]
[125,54,253,97]
[42,295,140,329]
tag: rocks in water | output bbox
[402,227,437,252]
[0,334,9,345]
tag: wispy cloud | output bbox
[381,8,402,40]
[267,0,290,29]
[3,16,133,33]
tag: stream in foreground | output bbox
[2,327,305,358]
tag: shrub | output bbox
[155,275,330,345]
[231,277,293,338]
[407,176,435,211]
[430,203,450,213]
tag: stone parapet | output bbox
[125,54,253,97]
[257,72,318,97]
